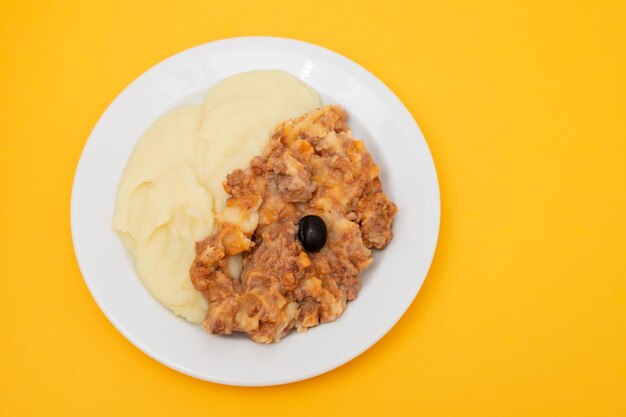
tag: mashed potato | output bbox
[113,71,321,323]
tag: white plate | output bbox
[71,37,440,386]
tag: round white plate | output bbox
[71,37,440,386]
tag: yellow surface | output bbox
[1,0,625,415]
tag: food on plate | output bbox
[112,71,321,323]
[113,69,397,343]
[190,106,397,343]
[297,215,328,252]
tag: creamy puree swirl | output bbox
[113,71,321,323]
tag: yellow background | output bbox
[1,0,625,415]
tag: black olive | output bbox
[297,215,327,252]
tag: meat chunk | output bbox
[356,178,397,249]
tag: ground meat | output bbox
[190,105,397,343]
[356,178,397,249]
